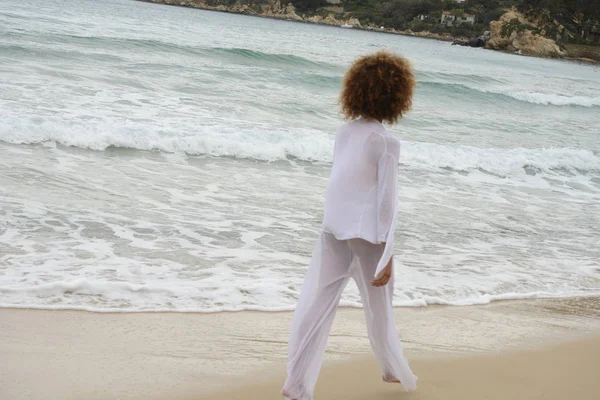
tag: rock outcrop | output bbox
[486,9,566,58]
[283,3,303,21]
[346,18,361,27]
[453,31,491,47]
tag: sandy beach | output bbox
[1,297,599,400]
[202,335,600,400]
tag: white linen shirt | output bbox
[323,118,400,277]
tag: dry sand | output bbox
[1,297,599,400]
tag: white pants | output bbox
[282,232,417,400]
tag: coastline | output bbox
[134,0,457,43]
[135,0,600,64]
[1,296,599,399]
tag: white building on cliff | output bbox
[441,11,475,27]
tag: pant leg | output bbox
[282,232,353,400]
[349,238,418,390]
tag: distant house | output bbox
[441,11,475,27]
[416,14,433,22]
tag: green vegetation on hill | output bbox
[288,0,599,44]
[343,0,511,29]
[517,0,600,44]
[290,0,519,36]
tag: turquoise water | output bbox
[0,0,599,311]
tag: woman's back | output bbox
[323,118,400,245]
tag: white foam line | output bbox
[1,287,597,313]
[2,118,599,175]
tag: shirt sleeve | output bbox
[374,137,400,278]
[377,152,399,242]
[331,127,344,165]
[331,134,338,165]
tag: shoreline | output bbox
[134,0,457,43]
[135,0,600,64]
[1,296,599,399]
[2,292,599,313]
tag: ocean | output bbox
[1,0,599,312]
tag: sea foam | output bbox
[2,278,598,312]
[1,118,598,176]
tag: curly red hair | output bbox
[340,51,415,125]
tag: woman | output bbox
[281,51,418,400]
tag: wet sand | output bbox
[1,297,599,400]
[201,335,600,400]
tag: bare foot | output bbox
[281,389,297,400]
[382,375,401,384]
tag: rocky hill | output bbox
[486,9,565,57]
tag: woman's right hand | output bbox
[372,258,393,287]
